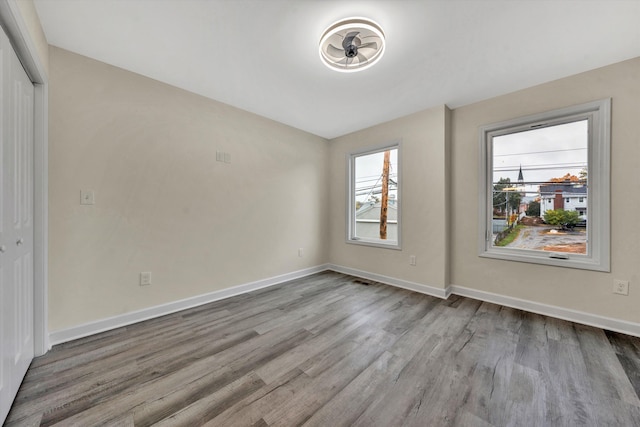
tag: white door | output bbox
[0,23,35,424]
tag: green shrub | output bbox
[543,209,580,228]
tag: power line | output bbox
[494,147,587,157]
[356,172,397,181]
[494,164,586,172]
[355,174,398,184]
[494,161,586,169]
[492,181,586,186]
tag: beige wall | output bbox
[48,47,329,331]
[328,106,451,289]
[48,42,640,332]
[451,57,640,323]
[328,57,640,325]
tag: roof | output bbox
[356,201,398,220]
[539,184,587,195]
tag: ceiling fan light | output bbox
[319,17,385,73]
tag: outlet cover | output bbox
[140,272,152,286]
[613,279,629,295]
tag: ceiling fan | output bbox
[319,18,385,73]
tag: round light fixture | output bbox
[319,17,385,73]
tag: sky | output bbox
[354,148,399,203]
[492,119,588,199]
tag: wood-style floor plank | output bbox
[6,271,640,426]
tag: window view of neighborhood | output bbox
[352,147,399,243]
[491,120,588,254]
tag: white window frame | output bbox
[347,142,402,250]
[478,99,610,271]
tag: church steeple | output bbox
[517,164,524,185]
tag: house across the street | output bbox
[539,183,587,217]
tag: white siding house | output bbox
[355,199,398,241]
[539,183,587,217]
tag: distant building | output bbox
[355,197,398,240]
[539,183,587,216]
[517,165,524,185]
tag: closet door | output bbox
[0,24,35,424]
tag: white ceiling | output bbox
[33,0,640,139]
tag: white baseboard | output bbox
[49,264,330,346]
[329,264,640,337]
[449,284,640,338]
[49,263,640,346]
[327,264,448,299]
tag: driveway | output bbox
[504,225,587,253]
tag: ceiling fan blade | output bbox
[358,41,378,50]
[327,44,345,59]
[357,53,368,64]
[342,31,360,50]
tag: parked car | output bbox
[576,215,587,227]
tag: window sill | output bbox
[347,238,401,250]
[479,248,609,272]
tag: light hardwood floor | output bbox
[6,271,640,426]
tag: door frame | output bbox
[0,0,49,356]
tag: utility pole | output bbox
[380,150,390,239]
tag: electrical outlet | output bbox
[140,272,152,286]
[613,279,629,296]
[409,255,416,266]
[80,190,95,205]
[298,248,304,257]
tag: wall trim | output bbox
[49,264,329,346]
[49,264,640,346]
[327,264,448,299]
[449,284,640,338]
[329,265,640,338]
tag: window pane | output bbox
[491,120,588,254]
[353,148,399,244]
[480,99,609,271]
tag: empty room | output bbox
[2,0,640,425]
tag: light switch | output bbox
[216,151,231,164]
[81,190,95,205]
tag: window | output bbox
[478,99,610,271]
[347,143,401,249]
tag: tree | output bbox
[493,178,522,214]
[579,167,587,182]
[547,173,581,183]
[543,209,580,229]
[526,200,540,217]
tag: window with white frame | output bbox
[347,143,401,249]
[478,99,610,271]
